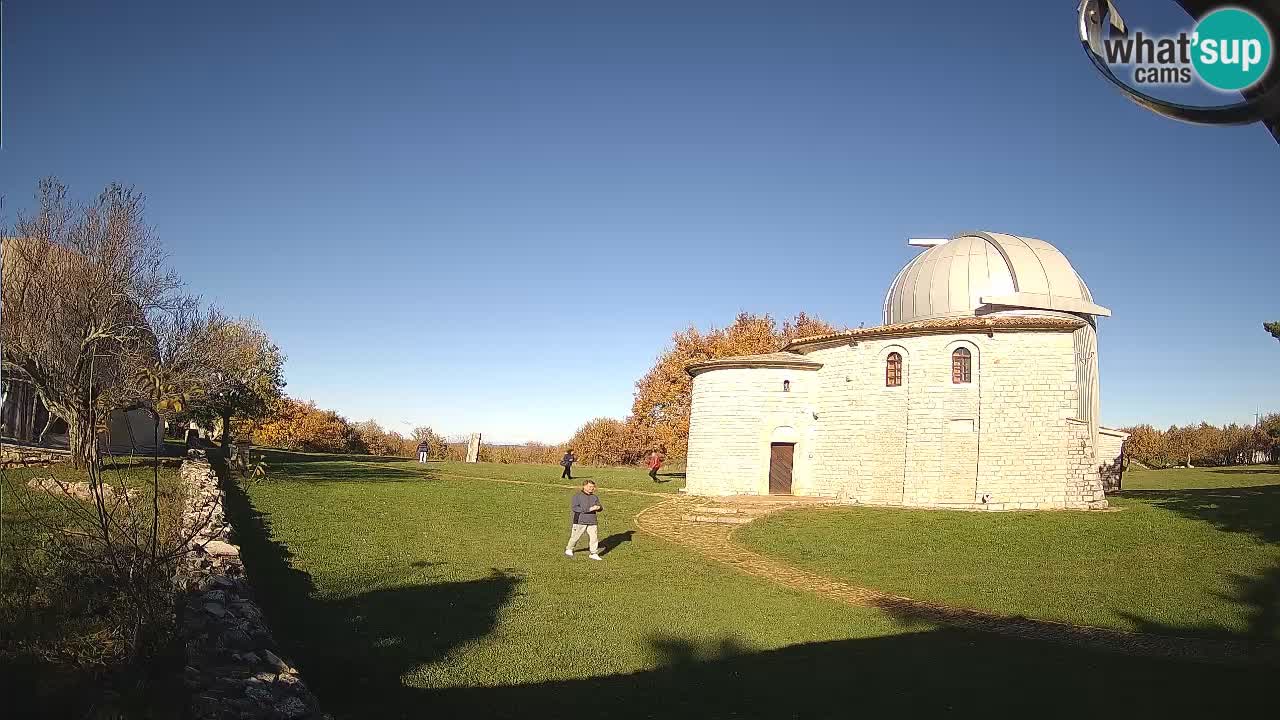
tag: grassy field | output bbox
[739,465,1280,643]
[264,449,688,494]
[236,452,1274,718]
[1,458,187,719]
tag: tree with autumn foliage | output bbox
[1121,418,1275,468]
[628,312,841,459]
[350,419,407,457]
[566,417,644,466]
[187,316,286,454]
[252,396,361,453]
[410,425,450,459]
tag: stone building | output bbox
[684,231,1127,510]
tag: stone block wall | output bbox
[685,367,818,495]
[686,328,1108,510]
[175,458,326,719]
[1097,428,1128,493]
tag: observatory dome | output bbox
[882,231,1110,325]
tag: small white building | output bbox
[684,231,1126,510]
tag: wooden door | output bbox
[769,443,794,495]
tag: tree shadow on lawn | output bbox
[221,462,518,702]
[1118,560,1280,651]
[1209,466,1280,476]
[1116,483,1280,545]
[252,451,439,484]
[419,627,1275,719]
[1108,483,1280,647]
[222,460,1277,719]
[258,449,420,464]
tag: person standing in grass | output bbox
[560,449,577,479]
[646,450,664,482]
[417,439,430,464]
[565,480,603,560]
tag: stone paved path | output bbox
[635,495,1277,666]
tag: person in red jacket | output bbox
[647,450,664,482]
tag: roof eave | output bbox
[979,293,1112,318]
[783,316,1087,353]
[686,359,823,377]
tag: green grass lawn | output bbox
[1,458,186,719]
[739,465,1280,644]
[235,453,1274,718]
[261,449,687,494]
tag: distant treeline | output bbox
[243,312,843,466]
[241,397,449,459]
[1121,413,1280,469]
[240,399,651,466]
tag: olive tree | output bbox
[185,316,285,455]
[2,179,182,468]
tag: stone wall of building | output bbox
[175,457,326,719]
[686,328,1109,510]
[1097,428,1128,492]
[685,367,819,495]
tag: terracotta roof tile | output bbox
[783,315,1085,353]
[686,352,822,376]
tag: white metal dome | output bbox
[882,231,1110,325]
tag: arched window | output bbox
[885,352,902,387]
[952,347,972,384]
[782,380,791,392]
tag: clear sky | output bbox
[2,1,1276,443]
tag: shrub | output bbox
[566,418,647,466]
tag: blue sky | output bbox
[2,1,1276,443]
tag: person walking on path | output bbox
[417,440,430,464]
[565,480,603,560]
[561,449,577,479]
[647,450,664,482]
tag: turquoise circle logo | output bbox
[1191,7,1273,91]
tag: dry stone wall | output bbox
[175,456,326,719]
[0,442,70,465]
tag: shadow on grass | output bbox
[421,628,1274,719]
[1106,482,1280,647]
[220,456,1279,719]
[257,449,421,464]
[1117,561,1280,651]
[219,459,518,700]
[1209,466,1280,476]
[1117,483,1280,544]
[597,530,635,557]
[250,450,439,484]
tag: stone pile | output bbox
[26,476,137,502]
[175,457,326,720]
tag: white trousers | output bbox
[566,523,599,554]
[418,451,427,463]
